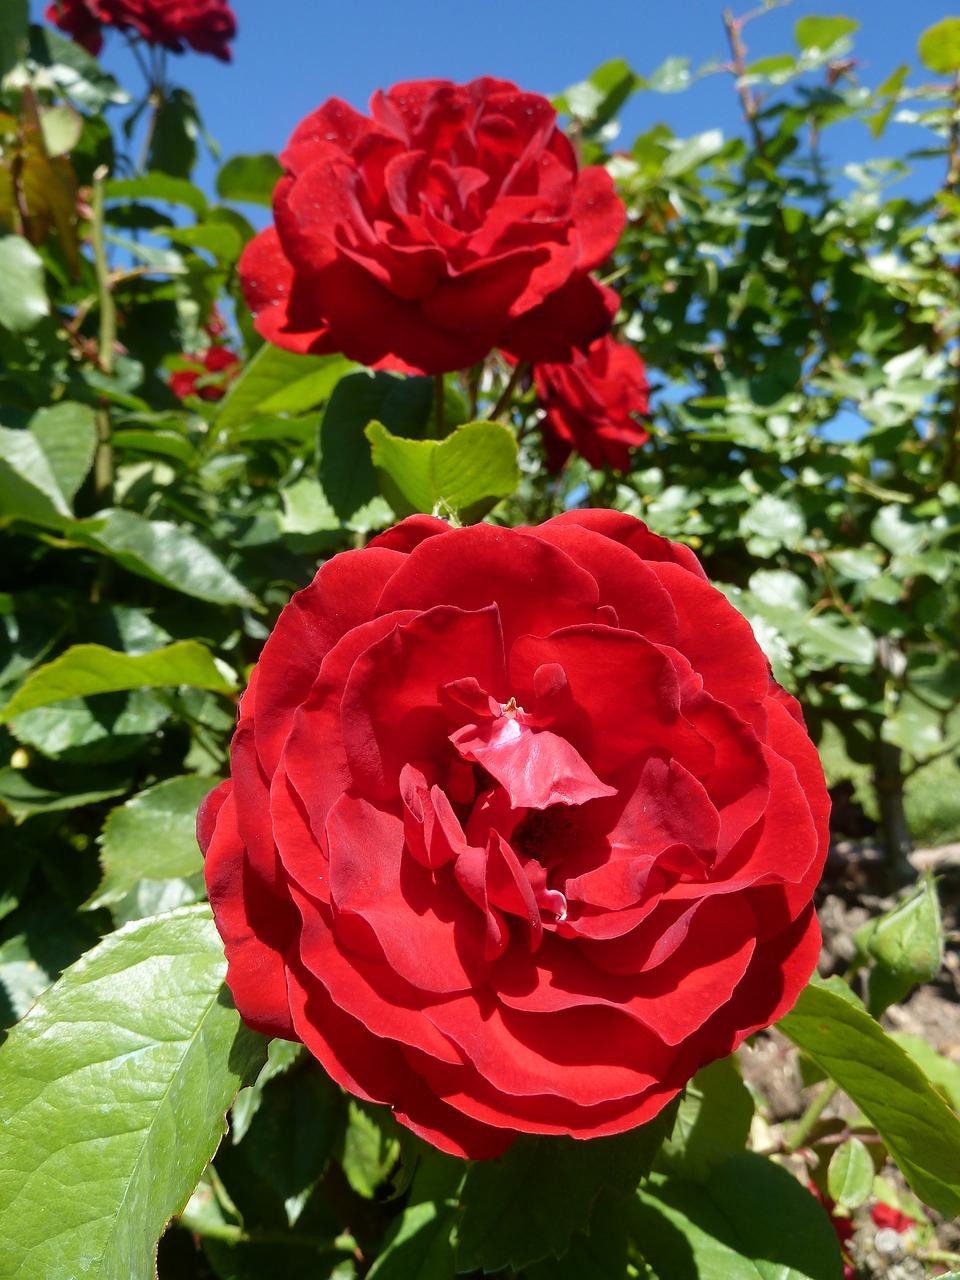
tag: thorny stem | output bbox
[488,360,528,422]
[942,71,960,483]
[783,1079,840,1152]
[91,165,116,513]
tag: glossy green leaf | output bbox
[632,1154,843,1280]
[855,877,943,1014]
[557,58,640,128]
[230,1038,304,1144]
[215,344,354,431]
[0,236,49,332]
[86,775,220,910]
[105,173,208,215]
[457,1106,677,1272]
[319,371,434,520]
[523,1190,632,1280]
[918,18,960,74]
[660,1056,754,1182]
[794,15,859,52]
[27,24,128,108]
[342,1100,401,1199]
[827,1138,874,1210]
[0,906,265,1280]
[0,766,128,823]
[216,153,283,205]
[778,982,960,1216]
[367,1200,458,1280]
[0,424,71,527]
[889,1032,960,1113]
[797,616,877,668]
[0,641,236,723]
[366,419,520,521]
[66,509,260,608]
[28,403,98,504]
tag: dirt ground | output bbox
[738,839,960,1277]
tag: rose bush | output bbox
[238,78,625,376]
[532,334,651,471]
[199,511,829,1159]
[45,0,236,60]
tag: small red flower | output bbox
[871,1202,918,1234]
[45,0,236,61]
[170,346,241,401]
[239,78,625,375]
[532,334,650,472]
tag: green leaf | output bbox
[0,0,27,78]
[794,15,859,53]
[632,1154,843,1280]
[557,59,640,129]
[319,371,434,521]
[0,766,128,824]
[918,18,960,74]
[889,1032,960,1113]
[230,1039,305,1144]
[104,174,208,216]
[0,905,265,1280]
[457,1108,677,1272]
[215,344,354,431]
[366,419,519,521]
[662,129,725,179]
[660,1057,754,1182]
[0,236,49,332]
[367,1200,458,1280]
[778,982,960,1217]
[39,103,83,156]
[740,494,806,550]
[797,616,877,668]
[27,24,128,109]
[147,88,199,179]
[523,1190,632,1280]
[28,403,98,505]
[827,1138,874,1210]
[216,153,283,206]
[66,509,260,609]
[0,641,236,723]
[0,424,71,527]
[871,504,926,554]
[342,1099,401,1199]
[854,877,943,1014]
[86,775,220,911]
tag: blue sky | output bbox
[29,0,958,195]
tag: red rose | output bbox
[45,0,236,61]
[170,346,241,401]
[199,512,829,1158]
[532,334,651,472]
[238,79,625,376]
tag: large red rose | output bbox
[238,79,625,376]
[199,512,829,1159]
[45,0,236,61]
[533,334,651,472]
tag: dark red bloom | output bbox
[532,334,651,472]
[45,0,236,61]
[170,346,241,401]
[238,78,625,376]
[199,512,829,1158]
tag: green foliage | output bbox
[779,981,960,1216]
[0,906,264,1280]
[2,7,960,1278]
